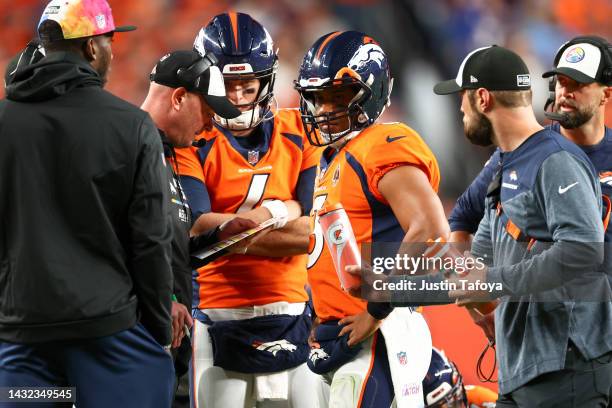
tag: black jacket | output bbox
[0,52,173,345]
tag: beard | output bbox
[464,111,494,147]
[554,100,596,129]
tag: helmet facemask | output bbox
[214,60,278,131]
[297,77,372,147]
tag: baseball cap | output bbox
[434,45,531,95]
[542,36,612,85]
[38,0,136,40]
[150,50,241,119]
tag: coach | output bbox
[434,46,612,406]
[0,0,175,406]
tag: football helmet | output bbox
[193,12,278,131]
[295,30,393,146]
[423,348,467,408]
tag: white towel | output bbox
[380,308,432,408]
[254,371,289,401]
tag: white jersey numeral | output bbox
[307,194,328,269]
[236,174,270,213]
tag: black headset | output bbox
[176,52,219,90]
[544,36,612,116]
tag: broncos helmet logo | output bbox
[308,348,330,365]
[347,43,386,71]
[253,339,297,356]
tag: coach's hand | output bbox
[338,311,382,347]
[171,301,193,349]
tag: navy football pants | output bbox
[0,323,174,408]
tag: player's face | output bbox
[312,86,356,135]
[554,75,606,129]
[225,78,261,111]
[460,90,494,147]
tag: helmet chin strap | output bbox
[328,130,359,150]
[214,105,262,131]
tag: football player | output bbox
[295,31,449,407]
[423,348,497,408]
[174,12,325,408]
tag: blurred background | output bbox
[1,0,611,391]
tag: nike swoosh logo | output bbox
[558,182,579,194]
[386,135,406,143]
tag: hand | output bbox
[218,217,267,255]
[308,317,321,349]
[217,217,258,241]
[345,264,390,302]
[447,251,491,301]
[171,301,193,349]
[338,311,382,347]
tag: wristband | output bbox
[261,200,288,229]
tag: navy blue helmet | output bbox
[194,12,278,130]
[422,349,467,407]
[295,31,393,146]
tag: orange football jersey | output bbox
[175,109,321,309]
[308,122,440,322]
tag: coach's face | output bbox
[460,90,494,147]
[554,75,609,129]
[89,33,114,86]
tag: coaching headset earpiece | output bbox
[176,52,219,89]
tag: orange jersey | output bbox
[175,109,321,309]
[308,123,440,322]
[465,385,498,407]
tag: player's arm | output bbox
[383,165,450,244]
[449,150,500,244]
[341,165,450,346]
[244,163,317,256]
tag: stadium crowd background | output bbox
[1,0,611,392]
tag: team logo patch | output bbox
[516,74,530,87]
[252,340,297,356]
[397,351,407,366]
[95,14,106,30]
[565,46,585,63]
[248,150,259,165]
[308,348,330,365]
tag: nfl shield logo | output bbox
[397,351,407,366]
[248,150,259,165]
[95,14,106,29]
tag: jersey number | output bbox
[236,174,270,213]
[307,194,328,269]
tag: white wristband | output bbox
[261,199,288,229]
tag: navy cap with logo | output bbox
[542,36,612,86]
[150,50,240,119]
[434,45,531,95]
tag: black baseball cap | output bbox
[542,36,612,85]
[434,45,532,95]
[150,50,240,119]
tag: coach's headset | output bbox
[176,52,219,92]
[544,36,612,121]
[158,52,220,148]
